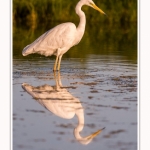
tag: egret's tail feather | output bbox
[22,45,30,56]
[22,43,36,56]
[22,42,55,57]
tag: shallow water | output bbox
[13,55,137,150]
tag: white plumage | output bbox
[22,23,77,57]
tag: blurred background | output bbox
[13,0,137,63]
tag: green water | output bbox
[13,22,137,63]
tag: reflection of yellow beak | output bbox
[91,3,107,16]
[87,127,105,139]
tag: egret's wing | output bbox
[22,83,77,119]
[22,30,50,55]
[22,23,76,56]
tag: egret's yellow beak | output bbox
[90,3,107,16]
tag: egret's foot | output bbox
[53,69,57,72]
[53,69,60,72]
[53,65,58,71]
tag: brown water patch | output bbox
[26,109,45,113]
[90,90,99,93]
[88,96,93,99]
[56,123,74,129]
[104,129,125,138]
[112,106,129,110]
[86,113,94,115]
[85,123,96,128]
[52,131,65,135]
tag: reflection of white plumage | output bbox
[22,72,105,145]
[22,0,106,71]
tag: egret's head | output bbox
[81,0,106,15]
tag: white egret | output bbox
[22,0,106,71]
[22,72,105,144]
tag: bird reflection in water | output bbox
[22,72,105,145]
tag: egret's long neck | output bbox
[75,1,86,37]
[74,108,84,141]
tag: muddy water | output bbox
[13,55,137,150]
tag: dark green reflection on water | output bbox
[13,22,137,63]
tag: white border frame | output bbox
[140,0,150,149]
[0,0,11,150]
